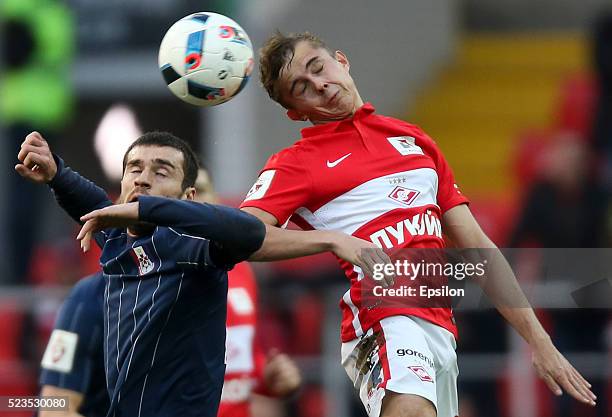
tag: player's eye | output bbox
[295,81,307,96]
[314,64,323,73]
[156,171,168,177]
[130,168,142,174]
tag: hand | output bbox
[263,349,301,397]
[532,337,596,406]
[77,203,140,252]
[330,234,395,287]
[15,131,57,183]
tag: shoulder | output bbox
[59,273,105,321]
[376,114,437,143]
[69,273,105,302]
[264,143,305,168]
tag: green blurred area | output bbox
[1,0,74,128]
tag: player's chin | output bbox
[311,106,348,120]
[321,110,352,121]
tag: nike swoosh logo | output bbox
[326,153,352,168]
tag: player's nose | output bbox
[314,79,328,92]
[134,170,152,187]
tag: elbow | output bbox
[247,218,266,254]
[239,215,266,258]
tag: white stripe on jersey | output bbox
[113,258,127,384]
[342,286,363,337]
[168,227,209,241]
[295,168,439,235]
[148,229,163,322]
[124,279,142,381]
[138,274,183,417]
[295,169,440,339]
[105,277,110,389]
[116,281,125,374]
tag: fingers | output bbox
[81,232,92,253]
[361,247,395,287]
[77,220,97,252]
[77,219,96,241]
[570,365,591,388]
[554,371,595,406]
[565,368,596,405]
[14,163,40,180]
[17,133,56,182]
[18,132,48,160]
[265,353,301,396]
[372,249,395,287]
[22,151,47,171]
[541,364,596,406]
[359,250,376,278]
[23,131,47,148]
[542,373,563,396]
[18,142,48,162]
[80,209,101,223]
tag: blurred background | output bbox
[1,1,611,416]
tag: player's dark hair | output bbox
[259,31,332,107]
[123,131,199,190]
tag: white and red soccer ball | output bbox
[158,12,254,106]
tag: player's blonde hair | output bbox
[259,31,332,107]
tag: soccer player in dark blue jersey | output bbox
[39,273,108,417]
[17,131,266,417]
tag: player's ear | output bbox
[286,109,307,121]
[335,50,350,71]
[183,186,196,200]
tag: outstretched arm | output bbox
[241,207,393,284]
[443,204,596,406]
[78,196,265,264]
[15,132,112,224]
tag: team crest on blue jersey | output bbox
[132,246,154,275]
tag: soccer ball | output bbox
[158,12,254,107]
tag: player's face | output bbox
[119,145,194,204]
[277,41,363,124]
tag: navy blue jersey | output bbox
[39,273,109,417]
[48,156,265,417]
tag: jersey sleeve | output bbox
[39,276,104,393]
[48,155,113,248]
[418,129,469,213]
[240,149,312,226]
[138,196,265,267]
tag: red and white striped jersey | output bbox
[218,262,267,417]
[241,103,468,342]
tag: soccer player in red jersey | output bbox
[239,32,597,417]
[194,170,301,417]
